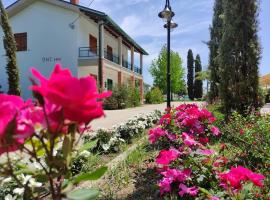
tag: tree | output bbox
[187,49,194,100]
[194,55,203,99]
[149,45,185,95]
[0,0,21,96]
[208,0,223,102]
[196,70,210,93]
[219,0,260,116]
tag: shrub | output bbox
[148,104,267,199]
[145,87,163,104]
[104,84,141,110]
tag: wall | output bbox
[0,1,78,98]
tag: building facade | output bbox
[259,73,270,89]
[0,0,148,99]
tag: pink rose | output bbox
[178,184,198,197]
[182,132,197,146]
[211,126,221,136]
[156,149,180,165]
[31,64,111,124]
[158,177,172,195]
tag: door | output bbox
[107,45,113,61]
[107,79,113,90]
[89,35,97,54]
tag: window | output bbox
[107,79,113,90]
[89,35,97,54]
[107,45,113,61]
[14,32,27,51]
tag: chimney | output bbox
[70,0,79,4]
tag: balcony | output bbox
[78,47,142,75]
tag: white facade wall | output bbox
[0,1,78,98]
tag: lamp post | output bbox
[159,0,178,108]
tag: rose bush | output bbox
[0,64,111,200]
[148,104,267,200]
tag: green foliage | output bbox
[219,0,260,116]
[145,87,164,104]
[221,112,270,192]
[104,84,141,110]
[149,45,185,95]
[208,0,223,102]
[187,49,194,100]
[0,0,21,96]
[194,54,203,99]
[66,188,99,200]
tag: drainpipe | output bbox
[98,21,104,90]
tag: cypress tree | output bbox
[194,54,203,99]
[219,0,260,116]
[187,49,194,100]
[208,0,223,102]
[0,0,21,96]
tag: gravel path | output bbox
[91,101,203,130]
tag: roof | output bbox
[259,73,270,86]
[6,0,148,55]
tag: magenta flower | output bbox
[156,149,180,165]
[158,177,172,195]
[211,126,221,136]
[31,64,111,124]
[161,168,191,182]
[182,132,197,146]
[210,196,220,200]
[219,166,265,190]
[198,149,215,156]
[178,184,198,197]
[159,113,171,125]
[148,127,167,144]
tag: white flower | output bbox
[5,194,16,200]
[13,187,25,195]
[102,144,110,151]
[79,150,91,157]
[19,174,32,185]
[2,177,12,184]
[29,179,42,188]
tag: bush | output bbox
[266,89,270,103]
[104,84,141,110]
[145,87,163,104]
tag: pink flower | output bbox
[182,132,197,146]
[219,166,265,190]
[156,149,180,165]
[148,127,167,144]
[210,196,220,200]
[158,177,172,195]
[178,184,198,197]
[0,94,25,154]
[31,64,111,124]
[161,168,191,182]
[211,126,221,136]
[159,113,171,125]
[198,149,215,156]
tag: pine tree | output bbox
[187,49,194,100]
[0,0,21,96]
[208,0,223,102]
[194,54,203,99]
[219,0,260,116]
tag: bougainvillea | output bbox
[148,104,266,199]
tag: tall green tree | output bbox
[208,0,223,102]
[194,55,203,99]
[187,49,194,100]
[0,0,21,96]
[149,45,185,95]
[219,0,260,116]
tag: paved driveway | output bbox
[91,101,203,130]
[261,103,270,115]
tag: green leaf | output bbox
[73,166,107,184]
[63,135,72,165]
[66,188,99,200]
[79,140,97,153]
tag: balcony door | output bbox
[89,35,97,54]
[107,45,113,61]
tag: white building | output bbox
[0,0,148,99]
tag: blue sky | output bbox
[4,0,270,85]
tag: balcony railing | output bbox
[104,50,120,64]
[134,66,142,74]
[79,47,142,75]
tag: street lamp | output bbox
[159,0,178,108]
